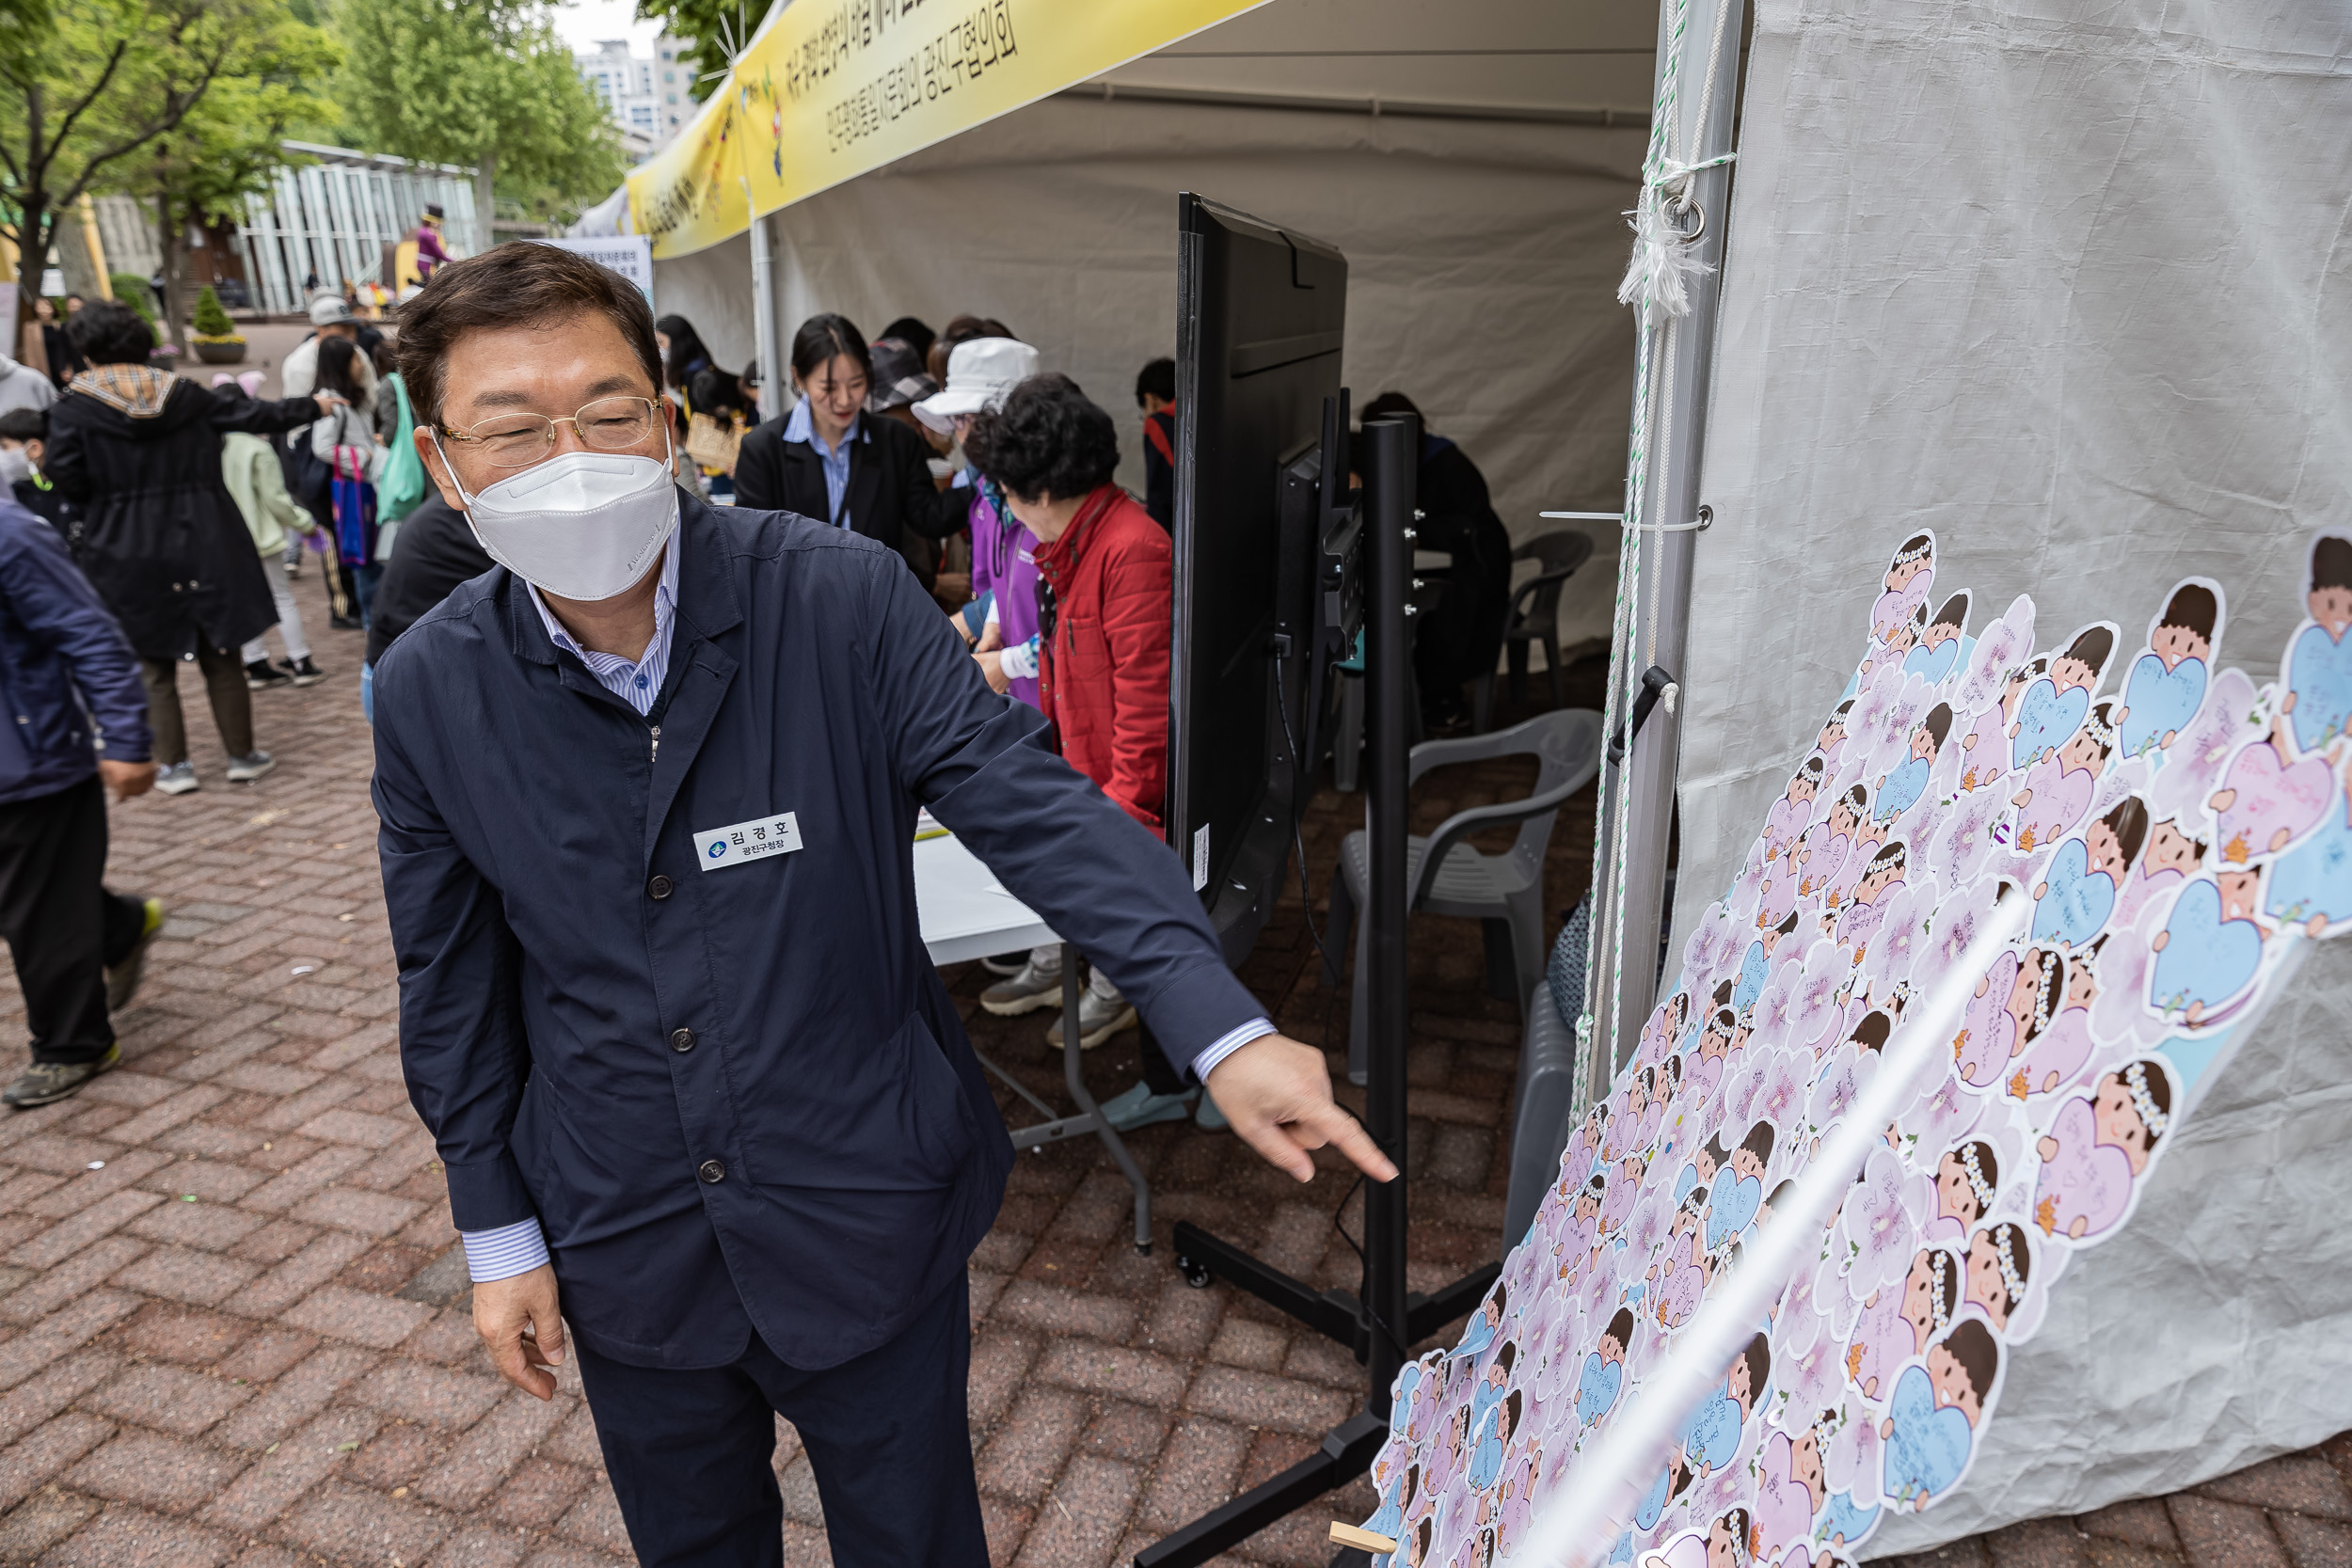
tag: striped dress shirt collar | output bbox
[524,531,680,718]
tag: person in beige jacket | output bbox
[223,411,326,689]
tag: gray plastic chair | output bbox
[1325,707,1604,1083]
[1472,530,1597,729]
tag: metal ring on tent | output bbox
[1628,504,1714,534]
[1669,198,1707,245]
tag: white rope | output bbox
[1516,897,2028,1566]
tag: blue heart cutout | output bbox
[2150,878,2263,1018]
[1881,1364,1974,1504]
[2032,836,2116,947]
[1904,637,1964,686]
[2289,623,2352,753]
[2266,798,2352,928]
[2119,653,2206,757]
[1577,1353,1623,1426]
[1706,1172,1762,1249]
[2011,679,2090,768]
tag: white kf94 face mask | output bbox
[434,433,679,603]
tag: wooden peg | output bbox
[1329,1520,1399,1552]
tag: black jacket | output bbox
[1410,435,1514,695]
[366,494,493,668]
[45,373,317,661]
[731,411,968,586]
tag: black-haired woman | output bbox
[44,301,339,794]
[309,337,390,629]
[732,312,970,587]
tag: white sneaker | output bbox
[153,762,199,795]
[226,751,276,784]
[1046,988,1138,1051]
[980,961,1064,1017]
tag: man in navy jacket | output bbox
[375,245,1392,1566]
[0,498,160,1109]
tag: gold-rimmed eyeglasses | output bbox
[439,396,662,468]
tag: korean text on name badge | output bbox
[695,812,803,870]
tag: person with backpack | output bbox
[308,337,389,627]
[222,398,326,689]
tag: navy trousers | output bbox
[572,1272,987,1568]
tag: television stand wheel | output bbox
[1177,1254,1213,1289]
[1136,1240,1153,1257]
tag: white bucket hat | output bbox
[912,338,1040,433]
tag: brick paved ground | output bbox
[1,610,2344,1568]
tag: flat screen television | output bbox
[1168,193,1354,960]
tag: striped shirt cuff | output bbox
[459,1219,550,1283]
[1190,1017,1279,1085]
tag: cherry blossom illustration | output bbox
[1900,1066,1980,1154]
[1954,594,2038,717]
[1836,1144,1923,1302]
[1756,1046,1811,1129]
[1685,901,1747,993]
[1789,940,1854,1050]
[2091,923,2169,1048]
[1861,879,1938,991]
[1807,1042,1880,1136]
[1932,784,2013,888]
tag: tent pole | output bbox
[1597,0,1744,1073]
[749,209,781,420]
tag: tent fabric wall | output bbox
[1668,0,2352,1549]
[654,92,1644,645]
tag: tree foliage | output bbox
[330,0,627,226]
[0,0,298,324]
[632,0,757,104]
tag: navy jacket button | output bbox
[647,874,674,899]
[669,1027,695,1053]
[698,1160,725,1183]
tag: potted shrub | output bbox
[190,285,246,365]
[110,274,175,365]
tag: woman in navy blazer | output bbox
[730,313,969,587]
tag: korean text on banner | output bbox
[628,0,1269,259]
[532,237,656,309]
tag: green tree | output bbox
[0,0,290,336]
[330,0,626,245]
[631,0,756,104]
[190,282,234,338]
[105,10,338,351]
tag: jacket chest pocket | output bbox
[1054,615,1110,689]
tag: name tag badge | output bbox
[695,811,803,871]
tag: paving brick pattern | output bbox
[1,621,2342,1567]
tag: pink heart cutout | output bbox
[2214,741,2334,864]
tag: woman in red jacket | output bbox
[963,375,1222,1131]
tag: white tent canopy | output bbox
[643,0,1661,648]
[1671,0,2352,1551]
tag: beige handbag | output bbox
[685,410,745,474]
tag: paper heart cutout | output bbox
[1577,1353,1623,1425]
[2010,678,2090,768]
[1903,637,1964,687]
[2014,762,2094,856]
[2119,653,2206,757]
[2149,878,2263,1020]
[2032,836,2116,947]
[1954,952,2020,1088]
[2266,797,2352,931]
[2214,740,2335,863]
[1733,941,1772,1014]
[1705,1173,1763,1249]
[1880,1365,1974,1505]
[2287,621,2352,753]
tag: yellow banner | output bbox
[629,0,1266,259]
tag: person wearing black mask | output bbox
[732,313,970,586]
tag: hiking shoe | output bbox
[226,751,276,784]
[283,556,300,578]
[980,960,1064,1017]
[978,950,1026,977]
[4,1044,119,1109]
[1196,1089,1230,1132]
[284,657,326,686]
[1046,988,1137,1052]
[246,658,294,690]
[104,897,165,1014]
[153,762,199,795]
[329,613,363,632]
[1098,1080,1197,1132]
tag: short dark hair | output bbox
[789,312,870,386]
[0,408,47,442]
[1135,356,1175,406]
[879,315,934,361]
[67,301,153,366]
[394,242,660,424]
[963,373,1120,501]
